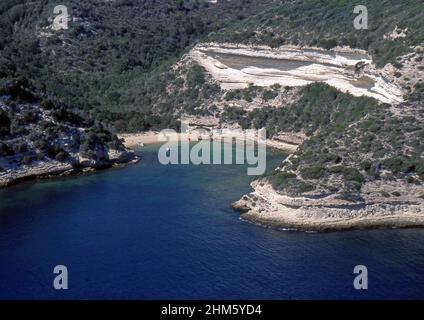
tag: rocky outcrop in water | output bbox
[0,148,139,188]
[232,179,424,232]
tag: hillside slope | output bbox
[0,0,282,131]
[1,0,424,230]
[152,0,424,230]
[0,79,137,187]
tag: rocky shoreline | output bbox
[0,149,140,188]
[232,179,424,232]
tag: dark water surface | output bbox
[0,143,423,299]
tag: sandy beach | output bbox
[118,131,299,152]
[118,132,163,147]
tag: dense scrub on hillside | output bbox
[223,83,424,197]
[209,0,424,67]
[0,78,125,169]
[0,0,282,131]
[1,0,423,195]
[1,0,422,133]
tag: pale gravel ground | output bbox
[189,43,404,104]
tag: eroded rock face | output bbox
[232,179,424,232]
[78,154,97,167]
[107,149,136,164]
[0,161,74,187]
[189,43,404,104]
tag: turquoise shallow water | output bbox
[0,143,423,299]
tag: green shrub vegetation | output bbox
[0,79,125,163]
[0,0,278,132]
[1,0,422,196]
[210,0,424,67]
[228,82,423,194]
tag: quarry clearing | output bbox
[189,43,404,104]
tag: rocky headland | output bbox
[0,148,139,188]
[232,179,424,232]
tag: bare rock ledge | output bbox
[232,179,424,232]
[0,149,140,188]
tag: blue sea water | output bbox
[0,143,423,300]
